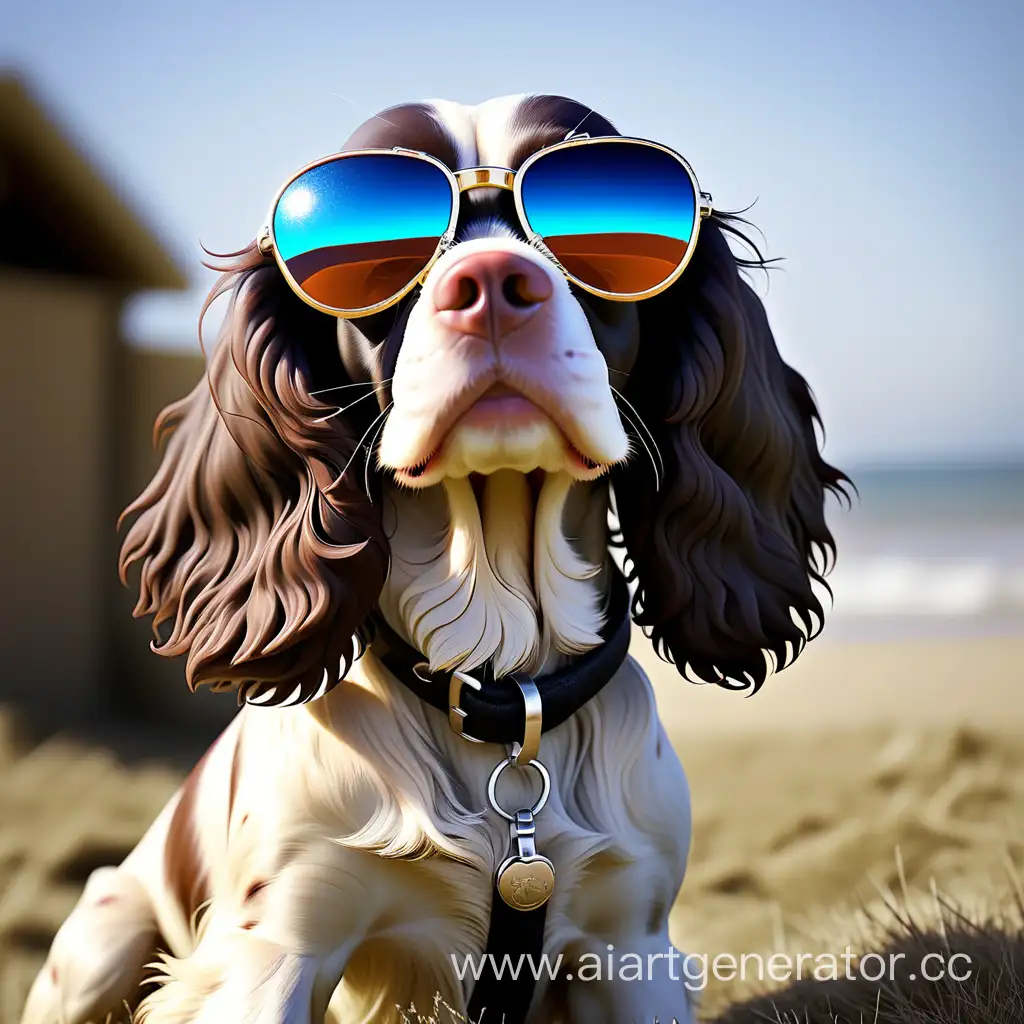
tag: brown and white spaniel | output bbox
[21,94,844,1024]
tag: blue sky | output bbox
[2,0,1020,465]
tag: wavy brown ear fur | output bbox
[119,243,388,706]
[613,218,848,692]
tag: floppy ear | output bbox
[612,218,848,692]
[119,244,389,706]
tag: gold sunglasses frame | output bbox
[257,134,714,319]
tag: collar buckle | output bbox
[446,669,542,763]
[449,670,486,743]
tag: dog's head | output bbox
[120,94,846,706]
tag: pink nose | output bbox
[432,250,554,339]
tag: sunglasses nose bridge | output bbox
[453,167,517,193]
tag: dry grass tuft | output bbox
[710,871,1024,1023]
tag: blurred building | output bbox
[0,75,231,735]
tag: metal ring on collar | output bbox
[487,757,551,821]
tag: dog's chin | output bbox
[386,396,608,489]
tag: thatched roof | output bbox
[0,75,187,290]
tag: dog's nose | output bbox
[432,250,554,340]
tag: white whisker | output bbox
[613,400,662,491]
[330,92,397,128]
[309,377,392,397]
[332,403,393,488]
[610,386,664,475]
[566,94,610,139]
[363,406,392,502]
[315,383,390,422]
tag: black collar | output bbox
[370,569,632,746]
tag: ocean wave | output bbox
[825,556,1024,617]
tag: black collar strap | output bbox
[371,568,632,747]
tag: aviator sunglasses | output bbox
[257,134,714,318]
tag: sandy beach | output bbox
[645,632,1024,1013]
[1,632,1022,1021]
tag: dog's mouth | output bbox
[401,442,602,481]
[393,382,606,488]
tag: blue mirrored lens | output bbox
[520,141,696,294]
[273,153,452,310]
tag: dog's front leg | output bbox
[19,866,159,1024]
[561,932,699,1024]
[134,833,380,1024]
[135,928,357,1024]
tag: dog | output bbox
[21,94,844,1024]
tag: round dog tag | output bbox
[497,853,555,911]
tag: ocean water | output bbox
[822,463,1024,641]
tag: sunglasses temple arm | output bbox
[699,192,714,219]
[257,225,275,255]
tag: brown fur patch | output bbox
[507,95,619,169]
[342,103,461,170]
[227,730,243,836]
[164,748,212,921]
